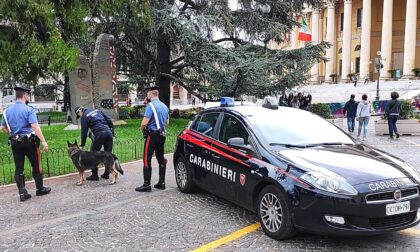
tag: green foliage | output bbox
[170,108,201,119]
[119,106,146,119]
[92,0,327,102]
[0,0,88,84]
[399,100,413,120]
[309,103,332,119]
[412,68,420,77]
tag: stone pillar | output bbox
[325,1,336,83]
[360,0,372,80]
[380,0,393,79]
[310,9,321,83]
[69,54,93,124]
[342,0,352,81]
[92,33,119,120]
[403,0,418,78]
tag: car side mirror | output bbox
[227,137,254,155]
[227,137,245,147]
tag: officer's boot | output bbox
[15,174,31,202]
[86,168,99,181]
[101,169,110,179]
[33,173,51,196]
[135,167,152,192]
[154,164,166,190]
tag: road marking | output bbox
[400,228,420,237]
[400,137,420,147]
[191,223,260,252]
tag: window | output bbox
[356,57,360,73]
[191,113,219,137]
[340,13,344,31]
[3,88,13,97]
[218,115,249,145]
[357,8,362,28]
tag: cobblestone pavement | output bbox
[1,119,420,251]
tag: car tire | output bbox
[175,156,196,193]
[257,185,296,240]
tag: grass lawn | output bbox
[0,118,189,185]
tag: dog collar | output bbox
[70,149,80,158]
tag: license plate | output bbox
[386,201,410,216]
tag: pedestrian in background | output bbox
[287,93,294,107]
[384,91,402,139]
[291,96,300,108]
[364,75,369,85]
[278,91,288,106]
[343,94,358,135]
[1,86,51,201]
[352,74,358,87]
[356,94,374,141]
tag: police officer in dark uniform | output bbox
[1,86,51,201]
[135,86,169,192]
[75,106,114,180]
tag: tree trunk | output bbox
[156,30,171,109]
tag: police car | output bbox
[173,98,420,240]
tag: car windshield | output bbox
[247,108,354,146]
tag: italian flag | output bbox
[298,18,312,42]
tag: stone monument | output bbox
[92,33,119,120]
[68,54,93,125]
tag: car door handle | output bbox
[211,153,221,159]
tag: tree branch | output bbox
[170,56,185,65]
[213,37,244,44]
[171,67,185,76]
[170,64,188,70]
[161,73,208,102]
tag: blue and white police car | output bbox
[173,98,420,240]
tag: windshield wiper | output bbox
[270,142,350,148]
[269,143,311,148]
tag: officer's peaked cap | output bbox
[145,85,159,91]
[74,106,84,119]
[14,86,31,93]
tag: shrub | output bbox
[309,103,332,119]
[399,100,413,120]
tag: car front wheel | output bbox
[257,185,296,240]
[175,156,196,193]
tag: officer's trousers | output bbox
[90,131,113,176]
[11,139,43,193]
[143,132,166,184]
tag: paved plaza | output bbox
[1,119,420,252]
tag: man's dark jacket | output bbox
[343,99,358,118]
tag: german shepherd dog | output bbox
[67,141,124,185]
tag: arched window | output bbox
[338,48,342,54]
[355,45,361,51]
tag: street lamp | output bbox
[375,51,383,101]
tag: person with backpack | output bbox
[384,91,402,139]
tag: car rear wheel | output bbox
[175,156,196,193]
[257,185,296,240]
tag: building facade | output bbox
[279,0,420,83]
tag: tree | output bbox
[99,0,327,108]
[0,0,83,84]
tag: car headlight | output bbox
[300,171,358,196]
